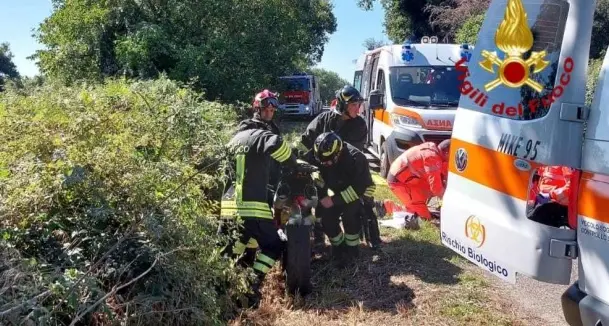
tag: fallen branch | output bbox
[68,247,192,326]
[0,290,52,319]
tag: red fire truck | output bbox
[278,73,322,119]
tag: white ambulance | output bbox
[441,0,609,325]
[353,37,474,177]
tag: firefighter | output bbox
[384,140,451,221]
[223,90,283,268]
[219,89,298,309]
[296,85,381,248]
[303,132,374,266]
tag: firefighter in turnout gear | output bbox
[234,90,283,267]
[303,132,374,266]
[297,85,381,248]
[220,90,297,309]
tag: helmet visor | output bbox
[262,97,279,109]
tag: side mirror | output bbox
[368,89,384,110]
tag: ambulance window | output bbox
[459,0,570,120]
[376,69,385,92]
[353,71,363,92]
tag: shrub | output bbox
[0,77,250,325]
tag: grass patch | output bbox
[231,120,541,326]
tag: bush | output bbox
[586,57,604,106]
[455,14,485,45]
[0,77,250,325]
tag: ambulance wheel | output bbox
[380,141,389,178]
[284,224,313,297]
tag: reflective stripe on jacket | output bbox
[221,126,295,219]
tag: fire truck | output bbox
[277,73,322,118]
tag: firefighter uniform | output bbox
[298,106,380,248]
[386,142,446,220]
[300,109,368,152]
[304,140,374,261]
[220,122,296,306]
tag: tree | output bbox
[357,0,452,43]
[426,0,490,41]
[455,14,485,44]
[309,67,350,105]
[363,37,388,50]
[0,42,20,91]
[359,0,609,59]
[32,0,337,102]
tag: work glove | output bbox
[311,171,325,188]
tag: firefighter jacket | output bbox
[387,142,445,198]
[300,110,368,151]
[220,123,296,220]
[304,143,374,206]
[236,117,282,204]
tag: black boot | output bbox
[344,245,360,261]
[313,220,325,246]
[243,272,265,309]
[331,243,348,268]
[237,247,257,268]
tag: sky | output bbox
[0,0,388,81]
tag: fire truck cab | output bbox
[353,37,473,177]
[277,73,322,118]
[440,0,608,325]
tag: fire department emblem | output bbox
[455,148,468,172]
[479,0,549,93]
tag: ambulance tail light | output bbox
[391,113,421,128]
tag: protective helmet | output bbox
[438,139,451,160]
[335,85,364,113]
[253,89,279,111]
[313,132,343,164]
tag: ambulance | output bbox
[353,37,473,177]
[440,0,608,325]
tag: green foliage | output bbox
[593,0,609,59]
[0,42,20,91]
[309,68,350,105]
[32,0,337,102]
[455,14,485,45]
[0,77,250,325]
[586,58,604,106]
[363,37,388,50]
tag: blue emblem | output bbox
[402,46,414,62]
[460,51,472,62]
[455,148,468,172]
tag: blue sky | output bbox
[1,1,387,81]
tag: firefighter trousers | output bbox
[218,217,283,277]
[388,179,432,220]
[316,200,361,247]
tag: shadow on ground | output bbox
[295,230,462,313]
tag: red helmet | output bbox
[253,89,279,111]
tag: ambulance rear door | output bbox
[441,0,593,285]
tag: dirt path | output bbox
[479,260,578,326]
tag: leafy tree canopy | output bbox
[0,42,20,91]
[308,67,350,105]
[33,0,337,102]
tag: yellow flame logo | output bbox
[464,215,486,248]
[479,0,549,92]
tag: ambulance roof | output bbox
[356,43,473,69]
